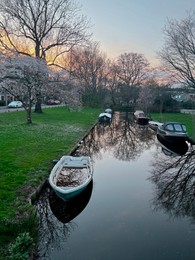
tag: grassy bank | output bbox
[0,106,100,257]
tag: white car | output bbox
[8,101,23,108]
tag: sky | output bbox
[80,0,195,66]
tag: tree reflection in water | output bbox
[76,111,156,161]
[150,145,195,223]
[35,111,157,259]
[35,186,77,259]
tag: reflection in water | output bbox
[35,185,77,259]
[36,111,195,259]
[157,133,189,156]
[49,180,93,223]
[36,112,156,259]
[150,146,195,223]
[36,181,93,258]
[76,112,156,161]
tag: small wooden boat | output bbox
[157,122,189,143]
[49,156,93,200]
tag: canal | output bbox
[36,112,195,260]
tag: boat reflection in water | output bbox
[49,180,93,223]
[157,133,189,156]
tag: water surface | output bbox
[36,112,195,260]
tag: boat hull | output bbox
[53,179,91,200]
[157,129,189,143]
[157,134,189,156]
[136,117,149,126]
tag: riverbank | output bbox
[0,106,101,258]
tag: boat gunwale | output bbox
[49,156,93,196]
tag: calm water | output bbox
[36,112,195,260]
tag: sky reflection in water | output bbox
[36,112,195,260]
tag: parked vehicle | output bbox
[48,156,93,200]
[7,101,23,108]
[46,99,61,105]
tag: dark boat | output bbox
[134,110,150,126]
[157,133,189,156]
[157,122,189,143]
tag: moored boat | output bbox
[149,120,163,131]
[48,156,93,200]
[105,108,112,114]
[98,112,112,124]
[134,110,150,126]
[157,122,189,143]
[157,133,189,156]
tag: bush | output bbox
[8,232,34,260]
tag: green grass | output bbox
[0,106,101,255]
[150,112,195,138]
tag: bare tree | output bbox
[159,12,195,89]
[67,42,109,107]
[114,52,150,108]
[116,52,149,87]
[0,0,91,112]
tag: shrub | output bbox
[8,232,34,260]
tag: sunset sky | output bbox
[81,0,195,66]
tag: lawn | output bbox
[0,106,101,256]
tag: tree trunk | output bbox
[26,107,32,124]
[34,93,43,113]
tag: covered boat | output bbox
[98,112,112,124]
[48,156,93,200]
[134,110,150,126]
[105,108,112,114]
[157,122,189,143]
